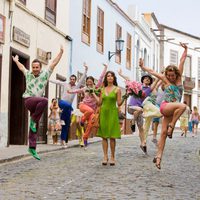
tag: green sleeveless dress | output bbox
[97,87,121,139]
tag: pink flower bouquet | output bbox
[124,80,146,99]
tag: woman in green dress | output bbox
[97,71,125,166]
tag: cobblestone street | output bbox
[0,133,200,200]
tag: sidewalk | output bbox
[0,137,102,164]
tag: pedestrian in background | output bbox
[48,98,62,144]
[191,106,199,137]
[180,101,190,137]
[12,45,64,160]
[188,109,193,134]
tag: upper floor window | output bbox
[97,7,104,53]
[82,0,91,45]
[19,0,26,5]
[170,49,178,66]
[126,33,131,69]
[184,55,192,78]
[115,24,122,64]
[45,0,57,25]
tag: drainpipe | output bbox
[8,0,15,42]
[8,0,15,17]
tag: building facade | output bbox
[0,0,71,147]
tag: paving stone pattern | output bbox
[0,134,200,200]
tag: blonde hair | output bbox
[193,106,198,115]
[165,65,181,78]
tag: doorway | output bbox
[9,48,29,145]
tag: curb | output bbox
[0,139,102,164]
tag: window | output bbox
[19,0,26,5]
[184,56,192,78]
[198,57,200,80]
[115,24,122,64]
[170,50,178,66]
[82,0,91,45]
[97,7,104,53]
[45,0,57,25]
[126,33,131,69]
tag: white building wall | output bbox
[68,0,136,108]
[127,6,152,81]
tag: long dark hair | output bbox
[103,71,118,87]
[86,76,95,83]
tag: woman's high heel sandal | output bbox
[153,157,161,170]
[109,160,115,166]
[102,158,108,166]
[167,124,174,139]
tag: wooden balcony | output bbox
[183,76,195,90]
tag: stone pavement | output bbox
[0,131,199,200]
[0,128,199,164]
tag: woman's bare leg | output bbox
[110,138,116,163]
[153,121,159,139]
[102,138,108,162]
[155,116,172,168]
[162,103,186,137]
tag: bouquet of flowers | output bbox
[85,88,101,96]
[123,80,146,99]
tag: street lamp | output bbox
[108,38,124,60]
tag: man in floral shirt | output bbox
[12,46,64,160]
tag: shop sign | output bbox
[13,26,30,47]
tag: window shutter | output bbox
[170,50,178,65]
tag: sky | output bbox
[115,0,200,37]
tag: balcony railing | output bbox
[183,76,195,90]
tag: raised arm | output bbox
[139,58,167,84]
[96,63,108,88]
[150,78,160,91]
[118,68,130,81]
[76,62,88,88]
[49,45,64,70]
[12,55,26,73]
[67,87,85,94]
[178,42,188,76]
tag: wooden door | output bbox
[9,48,29,145]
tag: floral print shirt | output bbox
[22,68,53,98]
